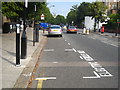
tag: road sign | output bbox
[41,14,45,20]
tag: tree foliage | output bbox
[2,2,54,24]
[54,15,66,25]
[66,2,108,29]
[91,2,107,31]
[67,5,78,26]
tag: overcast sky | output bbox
[47,0,96,18]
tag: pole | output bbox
[16,24,20,66]
[33,4,36,46]
[21,3,27,59]
[115,1,119,36]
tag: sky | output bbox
[47,0,96,18]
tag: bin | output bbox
[2,23,11,33]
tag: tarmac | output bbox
[0,28,119,89]
[1,27,46,89]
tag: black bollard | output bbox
[21,5,27,59]
[16,24,20,66]
[36,24,39,42]
[21,30,27,59]
[33,28,36,46]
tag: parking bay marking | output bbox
[77,50,113,78]
[83,71,101,79]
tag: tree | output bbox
[107,13,120,29]
[2,2,53,23]
[91,2,107,32]
[76,2,92,28]
[67,2,92,28]
[2,2,24,22]
[67,5,78,26]
[54,15,66,25]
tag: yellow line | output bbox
[36,79,47,90]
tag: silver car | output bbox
[48,25,62,37]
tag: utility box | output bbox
[85,16,94,30]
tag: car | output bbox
[48,25,62,37]
[67,26,78,33]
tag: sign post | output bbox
[115,19,120,36]
[41,14,45,33]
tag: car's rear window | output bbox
[69,26,76,29]
[51,26,61,29]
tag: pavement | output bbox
[1,27,46,89]
[0,28,119,89]
[78,29,120,39]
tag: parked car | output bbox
[48,25,62,37]
[67,26,78,33]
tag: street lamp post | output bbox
[21,0,28,59]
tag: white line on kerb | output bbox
[73,48,77,52]
[83,71,101,79]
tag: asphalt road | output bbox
[30,30,118,89]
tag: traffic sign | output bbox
[41,14,45,20]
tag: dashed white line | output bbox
[44,49,54,52]
[53,62,58,63]
[65,49,73,52]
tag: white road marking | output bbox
[102,41,118,47]
[53,62,58,63]
[35,77,56,80]
[44,49,54,52]
[72,48,77,52]
[81,53,94,61]
[77,50,113,78]
[65,49,73,52]
[94,68,113,77]
[79,56,84,59]
[88,62,102,68]
[68,43,71,45]
[77,50,85,54]
[83,71,101,79]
